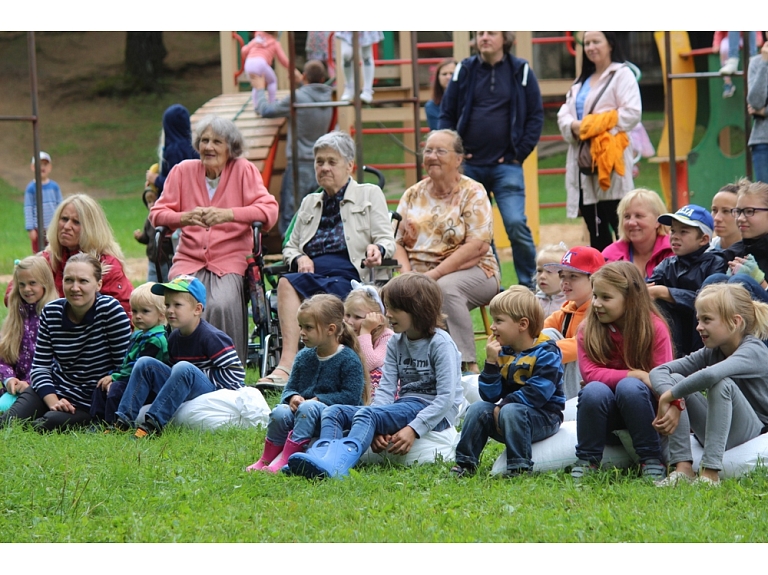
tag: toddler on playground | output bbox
[247,294,368,473]
[90,283,169,425]
[451,286,565,478]
[114,275,244,438]
[242,31,290,105]
[0,256,57,412]
[652,283,768,487]
[287,273,463,479]
[542,245,606,400]
[24,151,62,254]
[535,243,568,317]
[344,281,394,400]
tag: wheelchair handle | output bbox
[362,165,385,190]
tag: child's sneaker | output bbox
[655,470,695,487]
[133,419,160,439]
[570,460,598,482]
[640,458,666,480]
[722,83,736,98]
[719,57,739,75]
[114,417,132,433]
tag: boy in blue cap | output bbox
[647,205,728,357]
[114,275,244,438]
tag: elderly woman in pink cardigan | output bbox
[150,115,279,364]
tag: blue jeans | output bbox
[463,162,537,287]
[267,400,326,444]
[727,31,758,59]
[751,144,768,185]
[320,398,447,449]
[703,273,768,304]
[115,357,216,429]
[575,378,662,464]
[455,400,562,473]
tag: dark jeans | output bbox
[455,400,561,473]
[0,388,92,432]
[575,378,662,464]
[90,379,129,423]
[579,193,619,252]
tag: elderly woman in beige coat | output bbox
[557,31,642,251]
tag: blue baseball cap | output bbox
[658,204,714,238]
[151,274,206,308]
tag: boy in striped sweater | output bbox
[115,275,244,438]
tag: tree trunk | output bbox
[125,32,167,92]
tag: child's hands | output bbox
[371,433,391,453]
[652,390,681,435]
[4,378,29,395]
[133,229,143,240]
[288,394,305,412]
[361,312,385,335]
[97,375,113,392]
[733,255,765,284]
[485,333,501,365]
[387,426,417,455]
[646,283,673,302]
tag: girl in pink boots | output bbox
[246,294,369,473]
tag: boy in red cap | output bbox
[542,246,606,399]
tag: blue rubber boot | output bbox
[287,439,334,479]
[324,438,364,478]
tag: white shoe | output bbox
[360,90,374,104]
[693,475,720,487]
[340,89,353,102]
[654,470,695,487]
[719,57,739,75]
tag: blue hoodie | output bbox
[154,104,200,194]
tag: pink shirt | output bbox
[241,32,289,69]
[577,314,673,390]
[602,234,673,280]
[150,158,278,278]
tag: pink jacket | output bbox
[150,158,278,278]
[602,234,673,280]
[241,32,289,69]
[577,314,673,390]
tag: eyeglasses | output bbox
[422,148,451,157]
[731,207,768,218]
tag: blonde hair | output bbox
[45,194,125,273]
[581,261,671,370]
[344,288,386,344]
[130,283,167,326]
[489,286,544,339]
[536,243,568,265]
[298,294,371,405]
[0,256,57,366]
[617,188,669,241]
[737,180,768,208]
[695,283,768,341]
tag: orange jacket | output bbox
[580,109,629,191]
[543,299,590,364]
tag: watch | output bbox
[670,398,686,411]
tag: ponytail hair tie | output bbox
[13,259,20,267]
[350,280,385,314]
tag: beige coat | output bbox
[283,178,396,282]
[557,62,641,218]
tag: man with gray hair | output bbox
[439,31,543,289]
[252,60,333,236]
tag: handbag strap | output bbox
[585,68,618,115]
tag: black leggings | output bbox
[579,196,620,253]
[0,388,92,432]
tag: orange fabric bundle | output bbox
[579,110,629,191]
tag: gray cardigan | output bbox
[748,54,768,147]
[650,335,768,427]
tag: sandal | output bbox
[256,366,291,391]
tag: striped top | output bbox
[31,294,132,409]
[168,319,244,390]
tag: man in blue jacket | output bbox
[439,31,543,289]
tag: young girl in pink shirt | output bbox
[572,261,673,481]
[344,282,394,400]
[242,31,290,105]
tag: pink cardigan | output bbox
[241,32,290,69]
[150,158,278,278]
[602,234,673,279]
[577,314,673,390]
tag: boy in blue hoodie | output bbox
[452,286,565,478]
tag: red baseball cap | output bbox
[543,246,606,275]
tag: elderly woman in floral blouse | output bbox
[395,129,500,373]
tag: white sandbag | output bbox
[690,432,768,478]
[136,387,271,431]
[360,426,460,466]
[490,420,635,475]
[563,397,578,422]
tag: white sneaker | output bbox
[720,57,739,75]
[360,90,374,104]
[693,475,721,487]
[655,470,695,487]
[340,88,353,102]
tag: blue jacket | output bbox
[438,53,544,165]
[280,346,365,407]
[155,104,200,194]
[479,334,565,418]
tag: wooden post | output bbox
[400,31,417,186]
[276,32,290,90]
[220,31,237,95]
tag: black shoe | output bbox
[450,464,475,478]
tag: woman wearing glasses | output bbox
[394,129,500,374]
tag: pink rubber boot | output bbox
[246,437,283,472]
[265,432,310,473]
